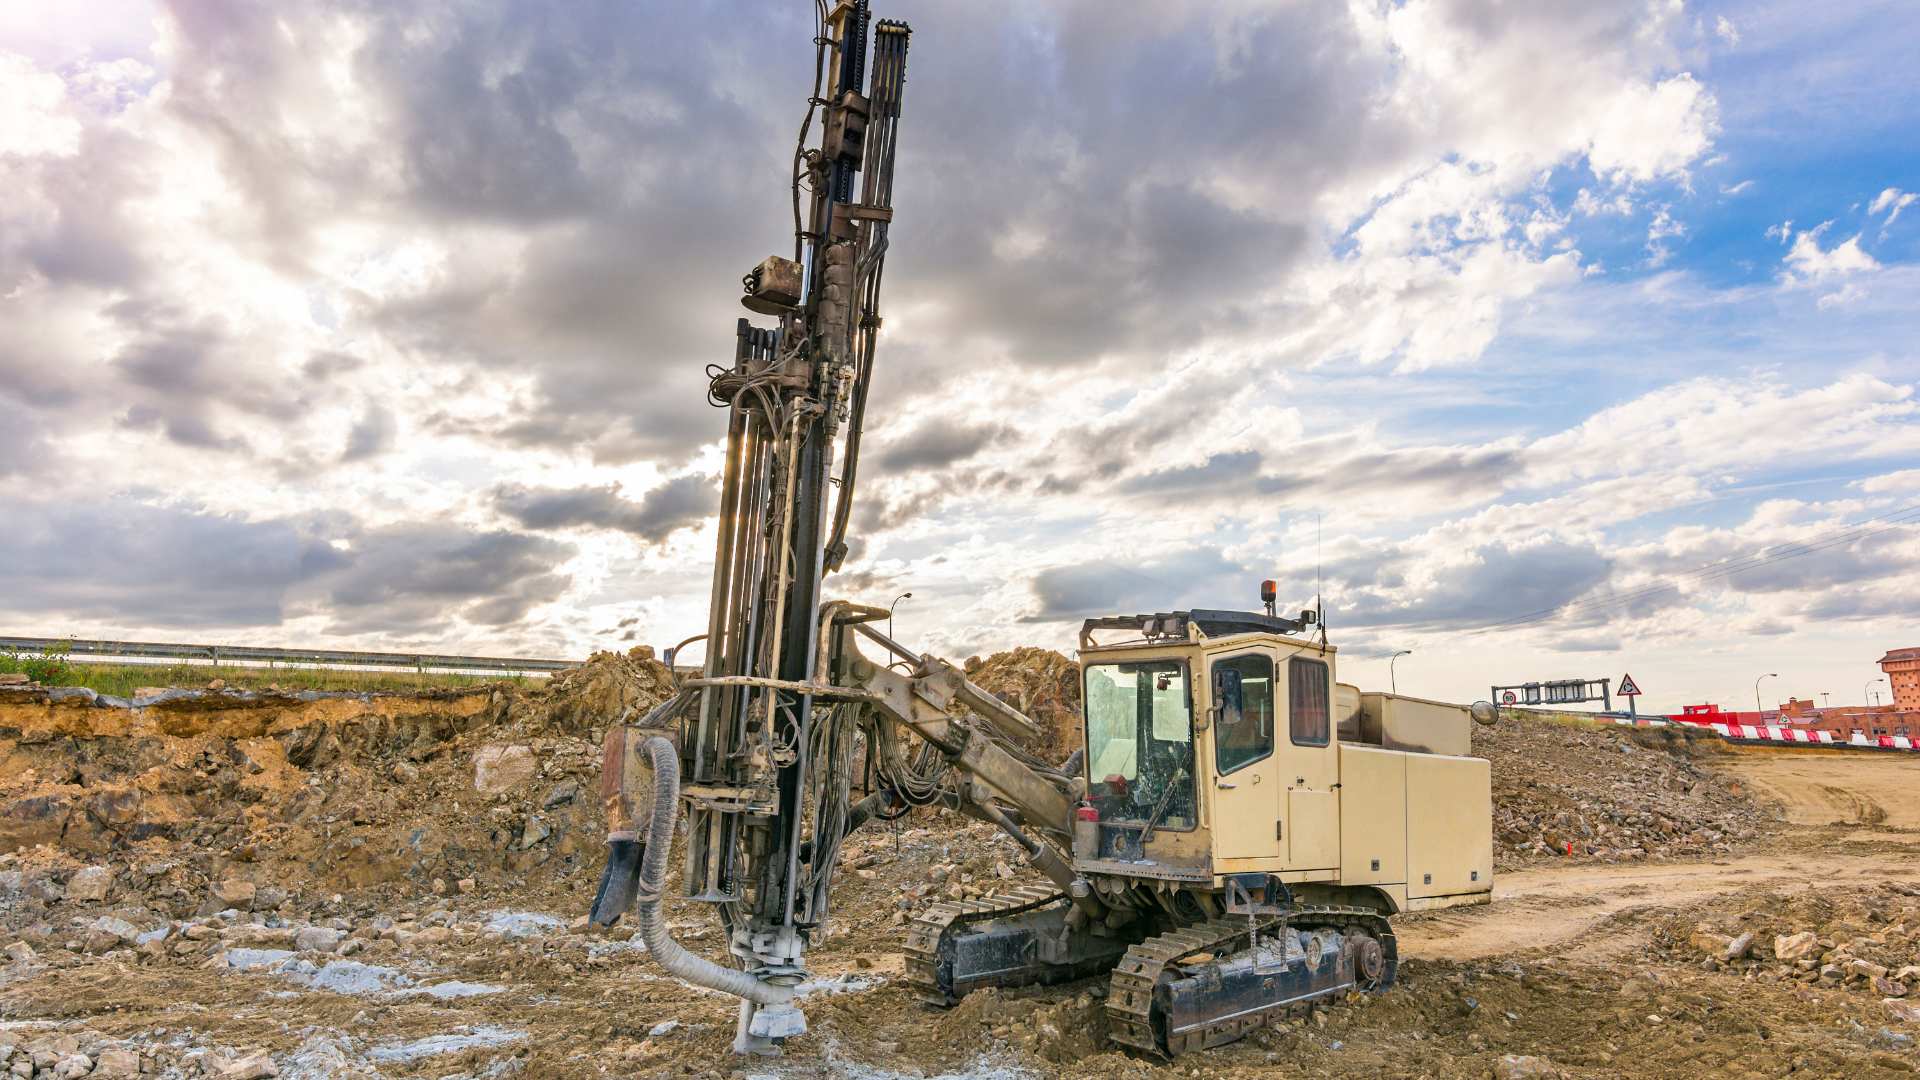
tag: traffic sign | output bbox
[1501,690,1517,704]
[1617,673,1642,697]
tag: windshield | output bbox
[1083,660,1196,830]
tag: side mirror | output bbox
[1211,667,1244,733]
[1470,700,1498,726]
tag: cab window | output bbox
[1289,656,1330,746]
[1212,653,1274,775]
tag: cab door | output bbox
[1207,650,1282,868]
[1278,652,1340,870]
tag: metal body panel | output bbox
[1286,789,1340,868]
[1337,745,1406,885]
[1357,693,1472,756]
[1404,890,1493,912]
[1406,753,1493,900]
[1276,653,1340,871]
[1205,645,1283,863]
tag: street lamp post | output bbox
[1866,678,1885,708]
[1754,672,1778,721]
[888,592,913,645]
[1390,650,1412,695]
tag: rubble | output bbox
[1475,713,1765,867]
[963,647,1081,760]
[0,650,1912,1078]
[1660,880,1920,1002]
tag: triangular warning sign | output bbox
[1617,673,1642,696]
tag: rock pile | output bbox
[0,647,675,911]
[1476,714,1764,867]
[1664,881,1920,1016]
[496,646,675,736]
[962,647,1081,760]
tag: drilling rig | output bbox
[589,1,1497,1058]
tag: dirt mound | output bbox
[963,647,1080,760]
[0,647,675,917]
[1477,713,1766,868]
[498,646,676,735]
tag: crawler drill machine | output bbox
[588,2,1497,1058]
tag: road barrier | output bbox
[0,635,579,676]
[1619,714,1916,752]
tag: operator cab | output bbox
[1074,601,1329,877]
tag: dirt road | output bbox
[1721,744,1920,829]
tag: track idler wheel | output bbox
[1348,932,1386,988]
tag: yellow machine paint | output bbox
[1072,623,1493,916]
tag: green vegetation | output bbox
[0,641,74,685]
[1503,707,1615,731]
[0,646,534,697]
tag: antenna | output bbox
[1316,513,1326,644]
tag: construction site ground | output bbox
[3,656,1919,1078]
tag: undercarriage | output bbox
[905,888,1398,1057]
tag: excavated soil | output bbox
[3,653,1918,1079]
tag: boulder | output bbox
[1774,931,1819,962]
[1689,928,1732,956]
[473,745,537,794]
[222,1053,280,1079]
[65,866,114,903]
[294,927,343,953]
[213,879,257,909]
[92,1049,141,1077]
[1494,1055,1563,1079]
[1725,931,1755,960]
[1851,959,1891,981]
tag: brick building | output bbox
[1882,646,1920,712]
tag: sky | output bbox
[0,0,1916,715]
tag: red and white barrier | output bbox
[1585,714,1910,752]
[1662,719,1914,751]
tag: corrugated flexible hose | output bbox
[629,734,794,1008]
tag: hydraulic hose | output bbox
[629,734,795,1008]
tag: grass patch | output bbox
[1501,707,1615,731]
[3,652,534,697]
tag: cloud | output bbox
[342,402,396,462]
[494,474,715,544]
[319,524,573,632]
[1783,223,1879,280]
[1336,537,1614,632]
[1645,206,1685,268]
[1714,16,1740,47]
[874,422,1010,472]
[0,494,575,636]
[15,0,1907,713]
[1778,221,1880,307]
[1025,547,1249,623]
[1869,187,1917,232]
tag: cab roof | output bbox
[1079,609,1315,652]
